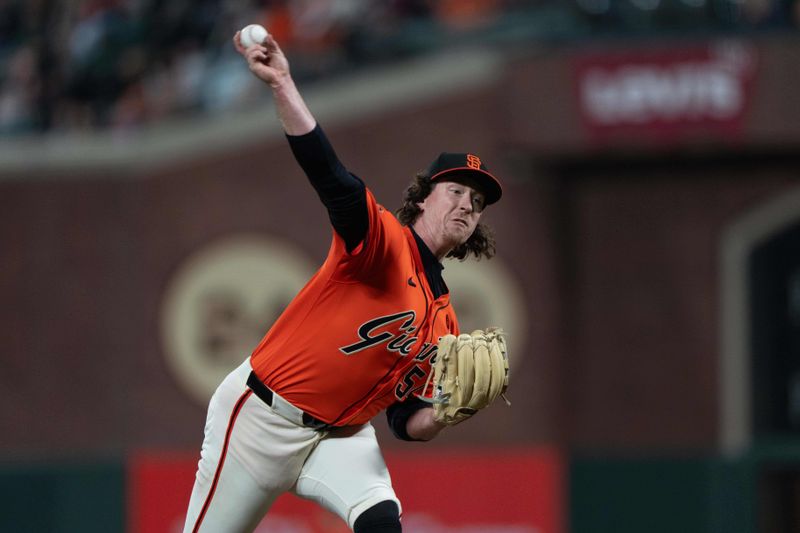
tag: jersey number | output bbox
[395,364,427,401]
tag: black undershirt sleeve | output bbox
[286,124,368,252]
[386,396,431,441]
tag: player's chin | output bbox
[447,228,473,247]
[448,219,471,234]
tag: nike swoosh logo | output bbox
[408,277,417,287]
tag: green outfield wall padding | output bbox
[0,462,125,533]
[570,457,756,533]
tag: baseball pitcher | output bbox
[182,30,510,533]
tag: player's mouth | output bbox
[451,218,468,228]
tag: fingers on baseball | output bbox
[265,34,281,53]
[246,47,269,69]
[233,31,247,53]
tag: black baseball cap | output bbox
[427,152,502,205]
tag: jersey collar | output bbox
[409,226,444,274]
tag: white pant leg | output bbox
[184,360,324,533]
[183,452,274,533]
[293,422,401,530]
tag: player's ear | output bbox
[417,186,433,210]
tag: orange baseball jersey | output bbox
[250,188,459,427]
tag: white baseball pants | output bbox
[183,359,401,532]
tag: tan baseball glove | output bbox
[430,328,510,426]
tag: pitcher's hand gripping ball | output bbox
[240,24,269,48]
[431,328,510,426]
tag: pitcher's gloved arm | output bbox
[386,397,444,441]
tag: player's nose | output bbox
[458,194,474,213]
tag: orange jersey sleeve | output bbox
[250,189,459,426]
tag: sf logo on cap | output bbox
[466,154,482,170]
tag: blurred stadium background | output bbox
[2,0,800,531]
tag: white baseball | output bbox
[240,24,268,48]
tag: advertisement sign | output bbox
[574,41,758,141]
[128,447,563,533]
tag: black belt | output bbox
[246,371,330,430]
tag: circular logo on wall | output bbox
[160,235,316,405]
[443,255,528,367]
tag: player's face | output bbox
[418,179,485,246]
